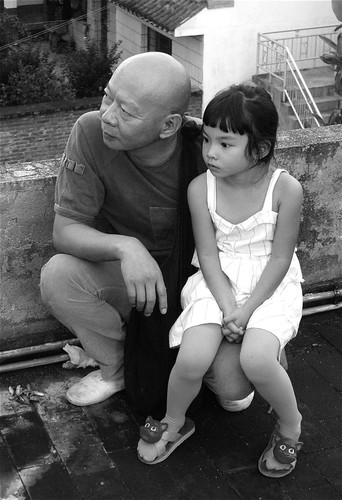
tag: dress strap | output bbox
[206,169,216,211]
[262,169,287,211]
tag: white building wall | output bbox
[106,5,203,90]
[176,0,338,110]
[113,8,145,60]
[172,35,203,91]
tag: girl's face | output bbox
[202,124,252,179]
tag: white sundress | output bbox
[169,168,304,351]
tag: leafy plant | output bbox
[0,45,74,106]
[61,40,122,98]
[0,12,28,54]
[319,25,342,95]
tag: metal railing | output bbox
[257,25,339,128]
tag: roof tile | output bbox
[111,0,207,33]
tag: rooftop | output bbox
[1,309,342,499]
[111,0,207,33]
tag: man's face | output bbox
[99,67,166,151]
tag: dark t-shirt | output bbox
[54,111,187,257]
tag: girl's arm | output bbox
[226,173,303,328]
[188,175,238,325]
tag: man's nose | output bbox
[102,101,119,125]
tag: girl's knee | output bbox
[240,348,273,383]
[175,354,208,382]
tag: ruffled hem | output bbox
[169,297,222,348]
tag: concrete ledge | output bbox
[1,160,62,349]
[276,125,342,284]
[1,125,341,350]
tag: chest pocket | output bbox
[150,207,177,250]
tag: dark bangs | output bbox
[203,88,250,136]
[202,85,278,165]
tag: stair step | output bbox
[315,94,342,112]
[282,94,342,113]
[287,110,334,128]
[254,66,336,98]
[253,65,340,130]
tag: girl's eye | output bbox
[221,143,229,149]
[202,136,209,143]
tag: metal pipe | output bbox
[0,338,80,363]
[0,289,340,373]
[302,302,342,316]
[0,354,69,373]
[303,289,342,303]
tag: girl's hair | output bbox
[203,84,279,165]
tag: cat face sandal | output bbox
[258,423,303,478]
[137,416,195,465]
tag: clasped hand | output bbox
[120,239,167,317]
[222,306,251,343]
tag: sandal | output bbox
[138,416,195,465]
[258,423,303,478]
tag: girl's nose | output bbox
[206,150,216,160]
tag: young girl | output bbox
[137,84,304,478]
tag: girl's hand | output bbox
[223,306,251,333]
[222,320,244,343]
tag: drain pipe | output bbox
[302,288,342,316]
[0,338,81,374]
[0,288,341,373]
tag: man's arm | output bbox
[53,214,167,316]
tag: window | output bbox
[147,28,172,55]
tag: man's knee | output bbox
[204,341,254,412]
[217,391,255,412]
[40,254,79,309]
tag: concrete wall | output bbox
[1,125,341,350]
[0,95,203,165]
[0,99,102,166]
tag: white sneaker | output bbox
[66,370,125,406]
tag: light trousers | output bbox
[40,254,253,409]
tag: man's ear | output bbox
[259,140,271,159]
[159,114,183,139]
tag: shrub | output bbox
[0,12,28,51]
[61,40,122,98]
[0,46,74,106]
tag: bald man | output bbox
[41,53,253,411]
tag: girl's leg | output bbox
[240,329,302,443]
[138,324,222,462]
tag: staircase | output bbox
[253,65,341,130]
[254,26,342,131]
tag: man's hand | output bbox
[120,239,167,316]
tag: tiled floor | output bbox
[1,309,342,500]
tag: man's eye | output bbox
[121,107,131,116]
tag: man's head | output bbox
[99,52,191,153]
